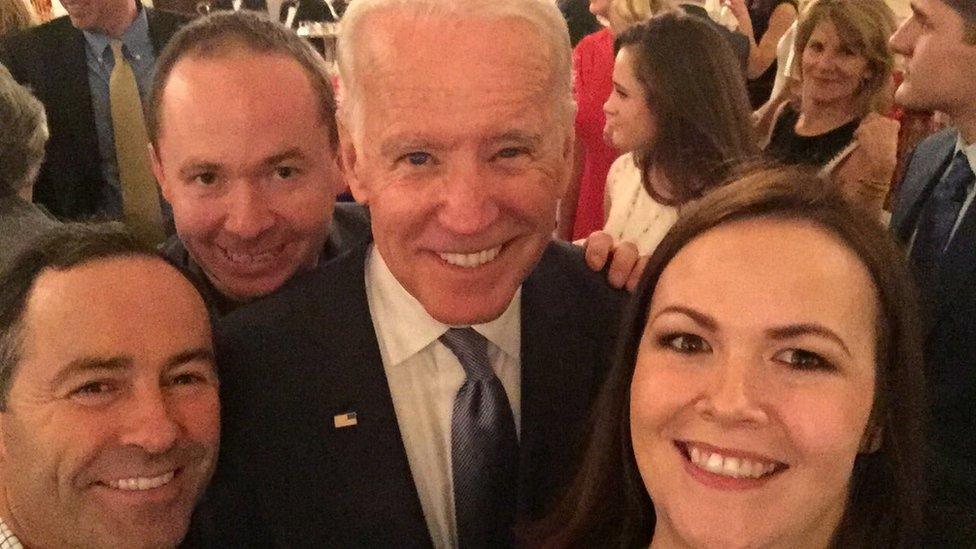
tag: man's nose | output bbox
[118,388,180,455]
[436,162,500,235]
[224,181,275,239]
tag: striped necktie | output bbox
[440,327,518,548]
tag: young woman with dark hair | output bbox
[530,167,926,548]
[600,12,758,255]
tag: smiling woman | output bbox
[764,0,899,213]
[527,166,926,548]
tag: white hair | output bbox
[336,0,574,142]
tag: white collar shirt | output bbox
[365,245,521,549]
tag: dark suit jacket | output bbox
[0,10,187,221]
[891,128,976,510]
[278,0,343,27]
[558,0,600,47]
[211,0,268,12]
[203,240,625,546]
[681,4,750,74]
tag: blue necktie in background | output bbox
[910,152,974,276]
[441,327,518,548]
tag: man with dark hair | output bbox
[147,11,368,315]
[0,62,57,271]
[889,0,976,535]
[0,223,219,548]
[0,0,186,241]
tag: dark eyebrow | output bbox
[177,161,221,180]
[264,148,306,166]
[650,305,719,332]
[51,356,131,388]
[167,347,215,369]
[51,347,215,389]
[766,324,852,357]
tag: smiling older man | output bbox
[207,0,625,545]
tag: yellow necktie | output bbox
[109,39,165,246]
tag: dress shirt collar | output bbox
[365,245,521,367]
[954,133,976,179]
[82,2,151,61]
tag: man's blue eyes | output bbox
[401,149,527,166]
[405,152,432,166]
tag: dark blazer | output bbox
[0,10,187,221]
[558,0,600,47]
[891,128,976,509]
[680,4,751,74]
[278,0,343,27]
[211,0,268,13]
[203,240,625,546]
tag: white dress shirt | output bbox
[365,245,522,549]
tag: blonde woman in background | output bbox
[0,0,36,37]
[763,0,899,213]
[557,0,672,242]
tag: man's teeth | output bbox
[106,471,175,491]
[439,246,502,268]
[221,246,280,265]
[688,445,779,479]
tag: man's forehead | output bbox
[25,258,201,325]
[354,10,552,81]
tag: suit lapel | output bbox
[517,244,606,519]
[304,244,432,545]
[60,23,100,179]
[892,130,957,242]
[934,187,976,319]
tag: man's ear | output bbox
[149,143,171,202]
[338,119,370,204]
[859,425,883,454]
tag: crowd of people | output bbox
[0,0,974,546]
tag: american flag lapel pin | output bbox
[334,411,358,429]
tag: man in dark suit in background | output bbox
[211,0,267,13]
[0,0,185,229]
[888,0,976,539]
[208,0,625,545]
[559,0,600,46]
[679,0,750,73]
[278,0,345,28]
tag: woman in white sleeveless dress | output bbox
[600,12,759,255]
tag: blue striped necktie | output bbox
[440,327,518,548]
